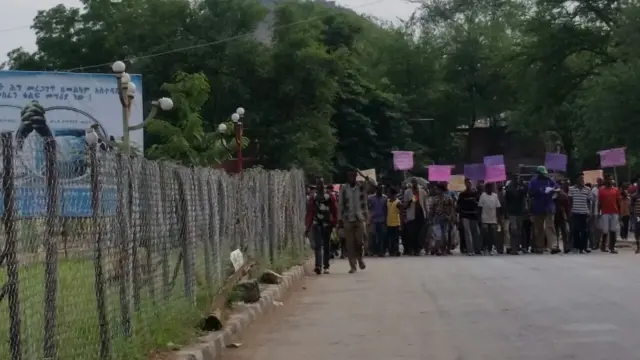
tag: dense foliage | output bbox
[5,0,640,181]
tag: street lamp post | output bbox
[215,107,247,174]
[111,61,174,155]
[230,107,245,174]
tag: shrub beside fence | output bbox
[0,135,307,360]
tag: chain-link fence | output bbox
[0,133,307,360]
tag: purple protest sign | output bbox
[463,163,485,181]
[483,155,504,166]
[428,165,453,182]
[598,147,626,167]
[391,151,414,170]
[544,153,567,171]
[485,165,506,183]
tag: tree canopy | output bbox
[6,0,640,181]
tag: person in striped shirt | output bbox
[568,174,592,253]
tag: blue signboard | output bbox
[0,70,144,218]
[0,186,117,217]
[61,187,117,217]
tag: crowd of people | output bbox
[305,166,639,274]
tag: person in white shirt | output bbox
[478,182,502,254]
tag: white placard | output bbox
[230,249,244,272]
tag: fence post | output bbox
[158,163,171,300]
[268,173,276,265]
[43,134,58,360]
[140,160,157,307]
[2,132,21,360]
[129,159,141,312]
[89,144,110,359]
[115,153,132,337]
[176,170,195,304]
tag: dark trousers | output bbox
[371,222,387,255]
[621,215,630,239]
[571,213,589,251]
[458,222,467,253]
[404,218,423,254]
[522,218,532,250]
[634,217,640,249]
[387,226,401,255]
[312,224,332,269]
[481,223,498,252]
[555,220,568,250]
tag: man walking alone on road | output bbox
[528,166,558,254]
[305,177,338,274]
[339,170,368,273]
[598,174,621,253]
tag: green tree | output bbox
[146,71,248,165]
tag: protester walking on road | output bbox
[429,183,456,255]
[528,166,558,254]
[598,174,621,253]
[568,174,592,254]
[305,177,338,275]
[630,189,640,254]
[505,179,527,254]
[479,183,501,254]
[403,178,428,255]
[620,190,630,240]
[590,177,603,249]
[338,170,368,273]
[386,188,402,256]
[554,182,571,253]
[368,185,388,257]
[497,184,509,253]
[457,179,481,255]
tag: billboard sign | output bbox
[0,70,144,217]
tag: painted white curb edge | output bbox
[174,261,309,360]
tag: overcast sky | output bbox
[0,0,417,63]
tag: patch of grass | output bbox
[0,255,212,360]
[270,243,309,274]
[0,238,308,359]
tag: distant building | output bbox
[453,117,557,176]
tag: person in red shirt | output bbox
[305,177,338,274]
[598,174,621,253]
[627,177,638,195]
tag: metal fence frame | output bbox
[0,133,307,360]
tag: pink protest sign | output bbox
[392,151,414,170]
[428,165,452,182]
[598,147,626,167]
[484,165,506,183]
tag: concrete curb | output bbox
[174,261,309,360]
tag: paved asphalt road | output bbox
[222,251,640,360]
